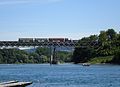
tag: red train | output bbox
[49,38,68,42]
[18,38,73,43]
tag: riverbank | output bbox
[87,56,113,64]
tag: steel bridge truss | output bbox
[0,41,78,64]
[0,41,78,47]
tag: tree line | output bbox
[72,29,120,64]
[0,47,72,64]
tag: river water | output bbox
[0,64,120,87]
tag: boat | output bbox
[0,81,32,87]
[82,63,90,66]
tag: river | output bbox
[0,64,120,87]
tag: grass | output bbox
[87,56,113,64]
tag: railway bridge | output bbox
[0,38,78,64]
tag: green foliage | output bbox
[88,56,113,64]
[35,47,50,63]
[72,47,95,63]
[0,47,73,64]
[106,29,116,40]
[111,49,120,64]
[96,29,117,56]
[36,47,50,57]
[72,29,120,64]
[0,49,28,64]
[0,47,50,64]
[57,51,72,63]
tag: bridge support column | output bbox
[50,54,53,65]
[50,46,58,65]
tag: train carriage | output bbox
[19,38,34,43]
[34,38,48,42]
[18,38,71,43]
[49,38,68,42]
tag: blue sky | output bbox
[0,0,120,40]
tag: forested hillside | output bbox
[72,29,120,64]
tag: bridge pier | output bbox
[50,46,58,65]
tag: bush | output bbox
[112,49,120,64]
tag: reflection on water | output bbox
[0,64,120,87]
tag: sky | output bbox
[0,0,120,41]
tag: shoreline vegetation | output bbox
[72,29,120,65]
[0,29,120,65]
[0,48,72,64]
[87,56,113,64]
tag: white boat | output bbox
[82,63,90,66]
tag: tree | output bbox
[36,47,50,57]
[57,51,72,63]
[72,29,119,64]
[112,49,120,64]
[106,29,116,40]
[0,54,3,63]
[72,47,95,63]
[97,30,113,56]
[35,47,50,63]
[99,31,108,46]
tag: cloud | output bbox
[0,0,62,5]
